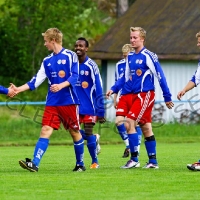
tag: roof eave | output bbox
[87,52,122,60]
[157,54,199,61]
[88,52,199,61]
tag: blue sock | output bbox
[136,126,142,146]
[128,133,139,162]
[117,124,129,148]
[80,129,87,140]
[32,138,49,167]
[86,135,98,164]
[74,138,84,166]
[145,140,157,164]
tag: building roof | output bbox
[88,0,200,61]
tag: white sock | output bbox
[124,139,129,147]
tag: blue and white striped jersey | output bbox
[111,47,172,102]
[191,60,200,85]
[27,48,80,106]
[0,85,8,95]
[115,58,126,97]
[76,56,105,117]
[115,58,126,82]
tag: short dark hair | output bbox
[77,37,89,47]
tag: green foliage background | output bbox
[0,0,115,89]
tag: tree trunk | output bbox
[117,0,129,17]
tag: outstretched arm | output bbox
[177,81,195,100]
[9,83,30,97]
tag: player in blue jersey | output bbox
[10,28,85,172]
[0,85,15,96]
[107,27,174,169]
[114,44,142,158]
[75,37,106,169]
[177,31,200,171]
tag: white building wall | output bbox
[105,60,200,123]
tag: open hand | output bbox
[106,90,113,99]
[177,90,186,100]
[165,101,174,109]
[7,83,18,97]
[98,117,106,124]
[50,84,63,93]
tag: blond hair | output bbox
[196,31,200,38]
[130,27,146,43]
[122,44,133,53]
[42,28,63,45]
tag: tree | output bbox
[0,0,115,85]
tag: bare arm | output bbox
[177,81,195,100]
[16,83,30,93]
[113,93,118,109]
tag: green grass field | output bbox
[0,143,200,200]
[1,106,200,199]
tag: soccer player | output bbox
[177,30,200,171]
[0,85,16,96]
[106,27,174,169]
[74,37,106,169]
[114,44,142,158]
[11,28,85,172]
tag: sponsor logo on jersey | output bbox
[61,60,66,64]
[82,81,88,88]
[85,71,89,75]
[130,69,135,76]
[80,70,84,75]
[75,81,81,86]
[136,59,143,64]
[58,70,65,78]
[131,113,135,117]
[136,69,142,76]
[117,108,124,112]
[51,72,57,77]
[57,59,61,64]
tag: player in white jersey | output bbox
[107,27,174,169]
[177,30,200,171]
[10,28,85,172]
[75,37,106,169]
[114,44,142,158]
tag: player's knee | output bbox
[84,123,94,136]
[40,125,53,138]
[115,116,125,126]
[85,130,93,136]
